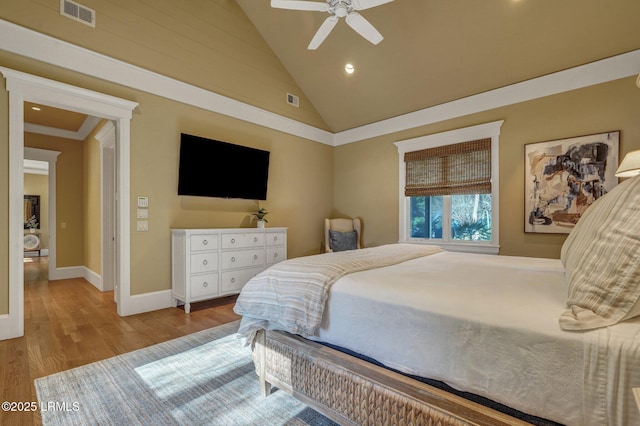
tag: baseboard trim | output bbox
[50,266,84,281]
[124,290,173,316]
[48,265,105,291]
[83,267,102,291]
[0,313,22,340]
[47,265,171,315]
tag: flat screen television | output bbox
[178,133,270,200]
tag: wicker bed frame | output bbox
[254,329,530,426]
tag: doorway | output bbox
[1,67,138,340]
[23,149,59,279]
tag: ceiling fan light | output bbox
[274,0,390,49]
[334,4,348,17]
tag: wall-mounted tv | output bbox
[178,133,270,200]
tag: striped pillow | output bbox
[560,175,640,331]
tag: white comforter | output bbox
[310,251,640,426]
[235,244,442,340]
[234,245,640,425]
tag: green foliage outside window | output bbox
[410,194,491,241]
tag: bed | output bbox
[233,176,640,425]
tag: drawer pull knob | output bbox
[274,236,278,241]
[203,282,208,288]
[274,253,279,258]
[231,277,236,283]
[203,239,208,245]
[254,255,258,260]
[202,259,208,265]
[231,257,236,262]
[231,238,236,244]
[254,237,258,242]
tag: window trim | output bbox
[395,121,503,254]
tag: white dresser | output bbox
[171,227,287,313]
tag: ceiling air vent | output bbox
[60,0,95,27]
[286,93,300,107]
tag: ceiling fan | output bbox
[271,0,393,50]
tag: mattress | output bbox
[309,251,640,426]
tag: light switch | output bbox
[136,220,148,232]
[137,209,149,219]
[137,196,149,208]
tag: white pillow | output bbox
[560,175,640,331]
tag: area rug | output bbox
[35,321,336,425]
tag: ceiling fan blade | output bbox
[345,12,383,45]
[308,15,338,50]
[351,0,393,11]
[271,0,329,12]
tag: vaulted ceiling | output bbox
[17,1,640,138]
[237,0,640,132]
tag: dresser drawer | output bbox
[221,267,262,294]
[190,273,219,298]
[172,228,286,314]
[190,252,218,274]
[266,232,286,247]
[220,249,264,270]
[266,247,285,265]
[190,234,218,251]
[221,233,265,249]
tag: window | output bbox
[395,121,503,254]
[410,194,493,241]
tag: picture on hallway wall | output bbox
[524,131,619,233]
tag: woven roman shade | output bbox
[404,138,491,196]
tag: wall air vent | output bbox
[286,93,300,107]
[60,0,95,27]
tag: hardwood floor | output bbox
[1,257,241,426]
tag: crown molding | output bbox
[23,159,49,175]
[0,19,639,147]
[0,20,334,146]
[334,50,640,146]
[24,115,102,140]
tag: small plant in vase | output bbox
[252,208,269,228]
[26,215,39,233]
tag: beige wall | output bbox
[24,133,85,267]
[334,77,640,259]
[0,0,335,311]
[24,173,49,250]
[0,65,334,309]
[128,91,333,295]
[0,57,333,316]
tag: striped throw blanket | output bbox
[234,243,443,341]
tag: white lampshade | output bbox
[615,150,640,177]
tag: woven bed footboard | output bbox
[253,329,528,426]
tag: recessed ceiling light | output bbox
[31,106,41,111]
[345,63,355,74]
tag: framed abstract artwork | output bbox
[524,131,619,233]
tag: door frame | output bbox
[96,121,117,299]
[0,67,138,340]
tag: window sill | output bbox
[400,240,500,255]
